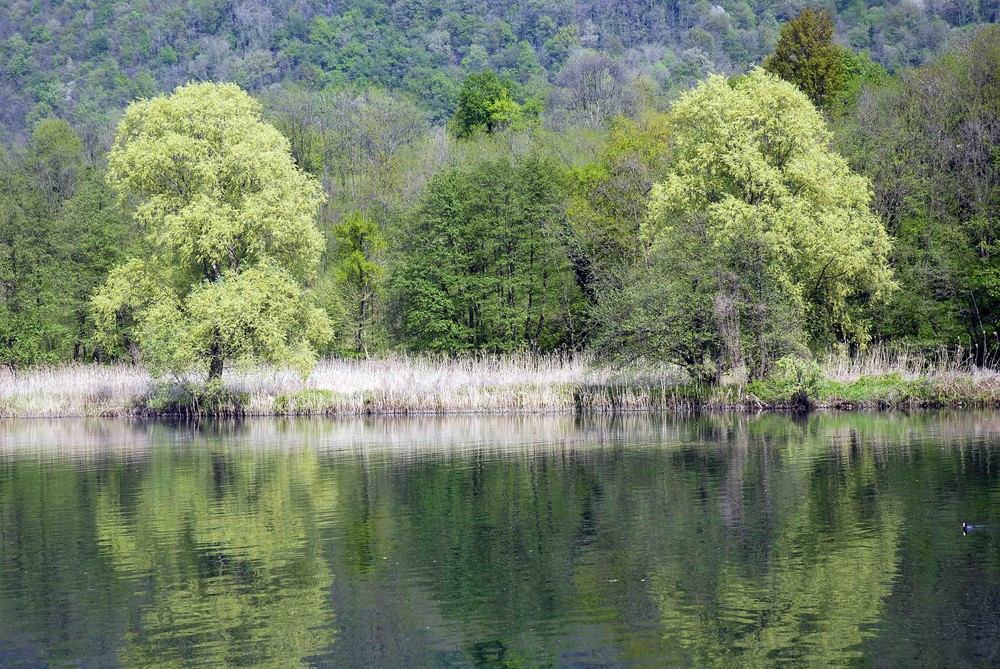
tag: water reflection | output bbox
[95,445,337,667]
[1,413,999,667]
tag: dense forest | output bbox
[1,0,999,385]
[1,0,997,140]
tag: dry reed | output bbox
[6,346,1000,418]
[0,354,686,418]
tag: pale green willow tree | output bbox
[92,82,331,379]
[604,70,895,382]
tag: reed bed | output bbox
[0,354,687,418]
[820,344,985,382]
[0,364,154,418]
[6,347,1000,418]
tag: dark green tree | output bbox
[763,9,846,110]
[449,70,522,138]
[0,121,135,367]
[392,155,585,352]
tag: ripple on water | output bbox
[3,413,1000,667]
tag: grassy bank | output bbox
[750,347,1000,410]
[3,350,1000,418]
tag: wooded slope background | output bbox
[0,0,995,140]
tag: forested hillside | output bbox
[1,0,999,388]
[0,0,996,141]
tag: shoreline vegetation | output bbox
[5,349,1000,419]
[5,27,1000,412]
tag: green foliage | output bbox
[29,119,84,202]
[92,82,332,379]
[763,9,846,110]
[0,4,997,388]
[747,356,824,406]
[603,70,895,381]
[0,0,991,141]
[273,389,342,414]
[837,26,1000,350]
[568,113,672,295]
[817,373,917,406]
[392,154,584,352]
[0,123,135,367]
[449,70,523,138]
[331,211,386,354]
[834,48,890,112]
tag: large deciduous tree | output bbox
[92,82,331,379]
[600,70,894,382]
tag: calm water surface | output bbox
[1,412,999,667]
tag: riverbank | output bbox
[3,352,1000,418]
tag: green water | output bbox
[1,412,998,667]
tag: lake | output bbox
[1,412,998,667]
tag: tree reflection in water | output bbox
[1,413,999,667]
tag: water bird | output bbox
[962,522,987,534]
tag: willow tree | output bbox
[601,70,895,382]
[92,82,331,379]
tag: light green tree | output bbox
[331,211,385,355]
[92,82,331,379]
[604,70,895,382]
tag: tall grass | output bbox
[0,363,153,418]
[820,344,986,382]
[6,346,1000,418]
[816,344,1000,408]
[0,354,687,418]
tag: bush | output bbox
[144,380,248,416]
[748,356,824,407]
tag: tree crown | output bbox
[95,82,331,378]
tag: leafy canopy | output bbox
[763,9,846,110]
[92,82,331,378]
[0,121,135,368]
[392,154,584,352]
[838,26,1000,349]
[449,70,523,138]
[567,112,672,293]
[604,70,894,381]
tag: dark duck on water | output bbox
[962,522,987,535]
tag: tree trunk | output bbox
[208,343,224,381]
